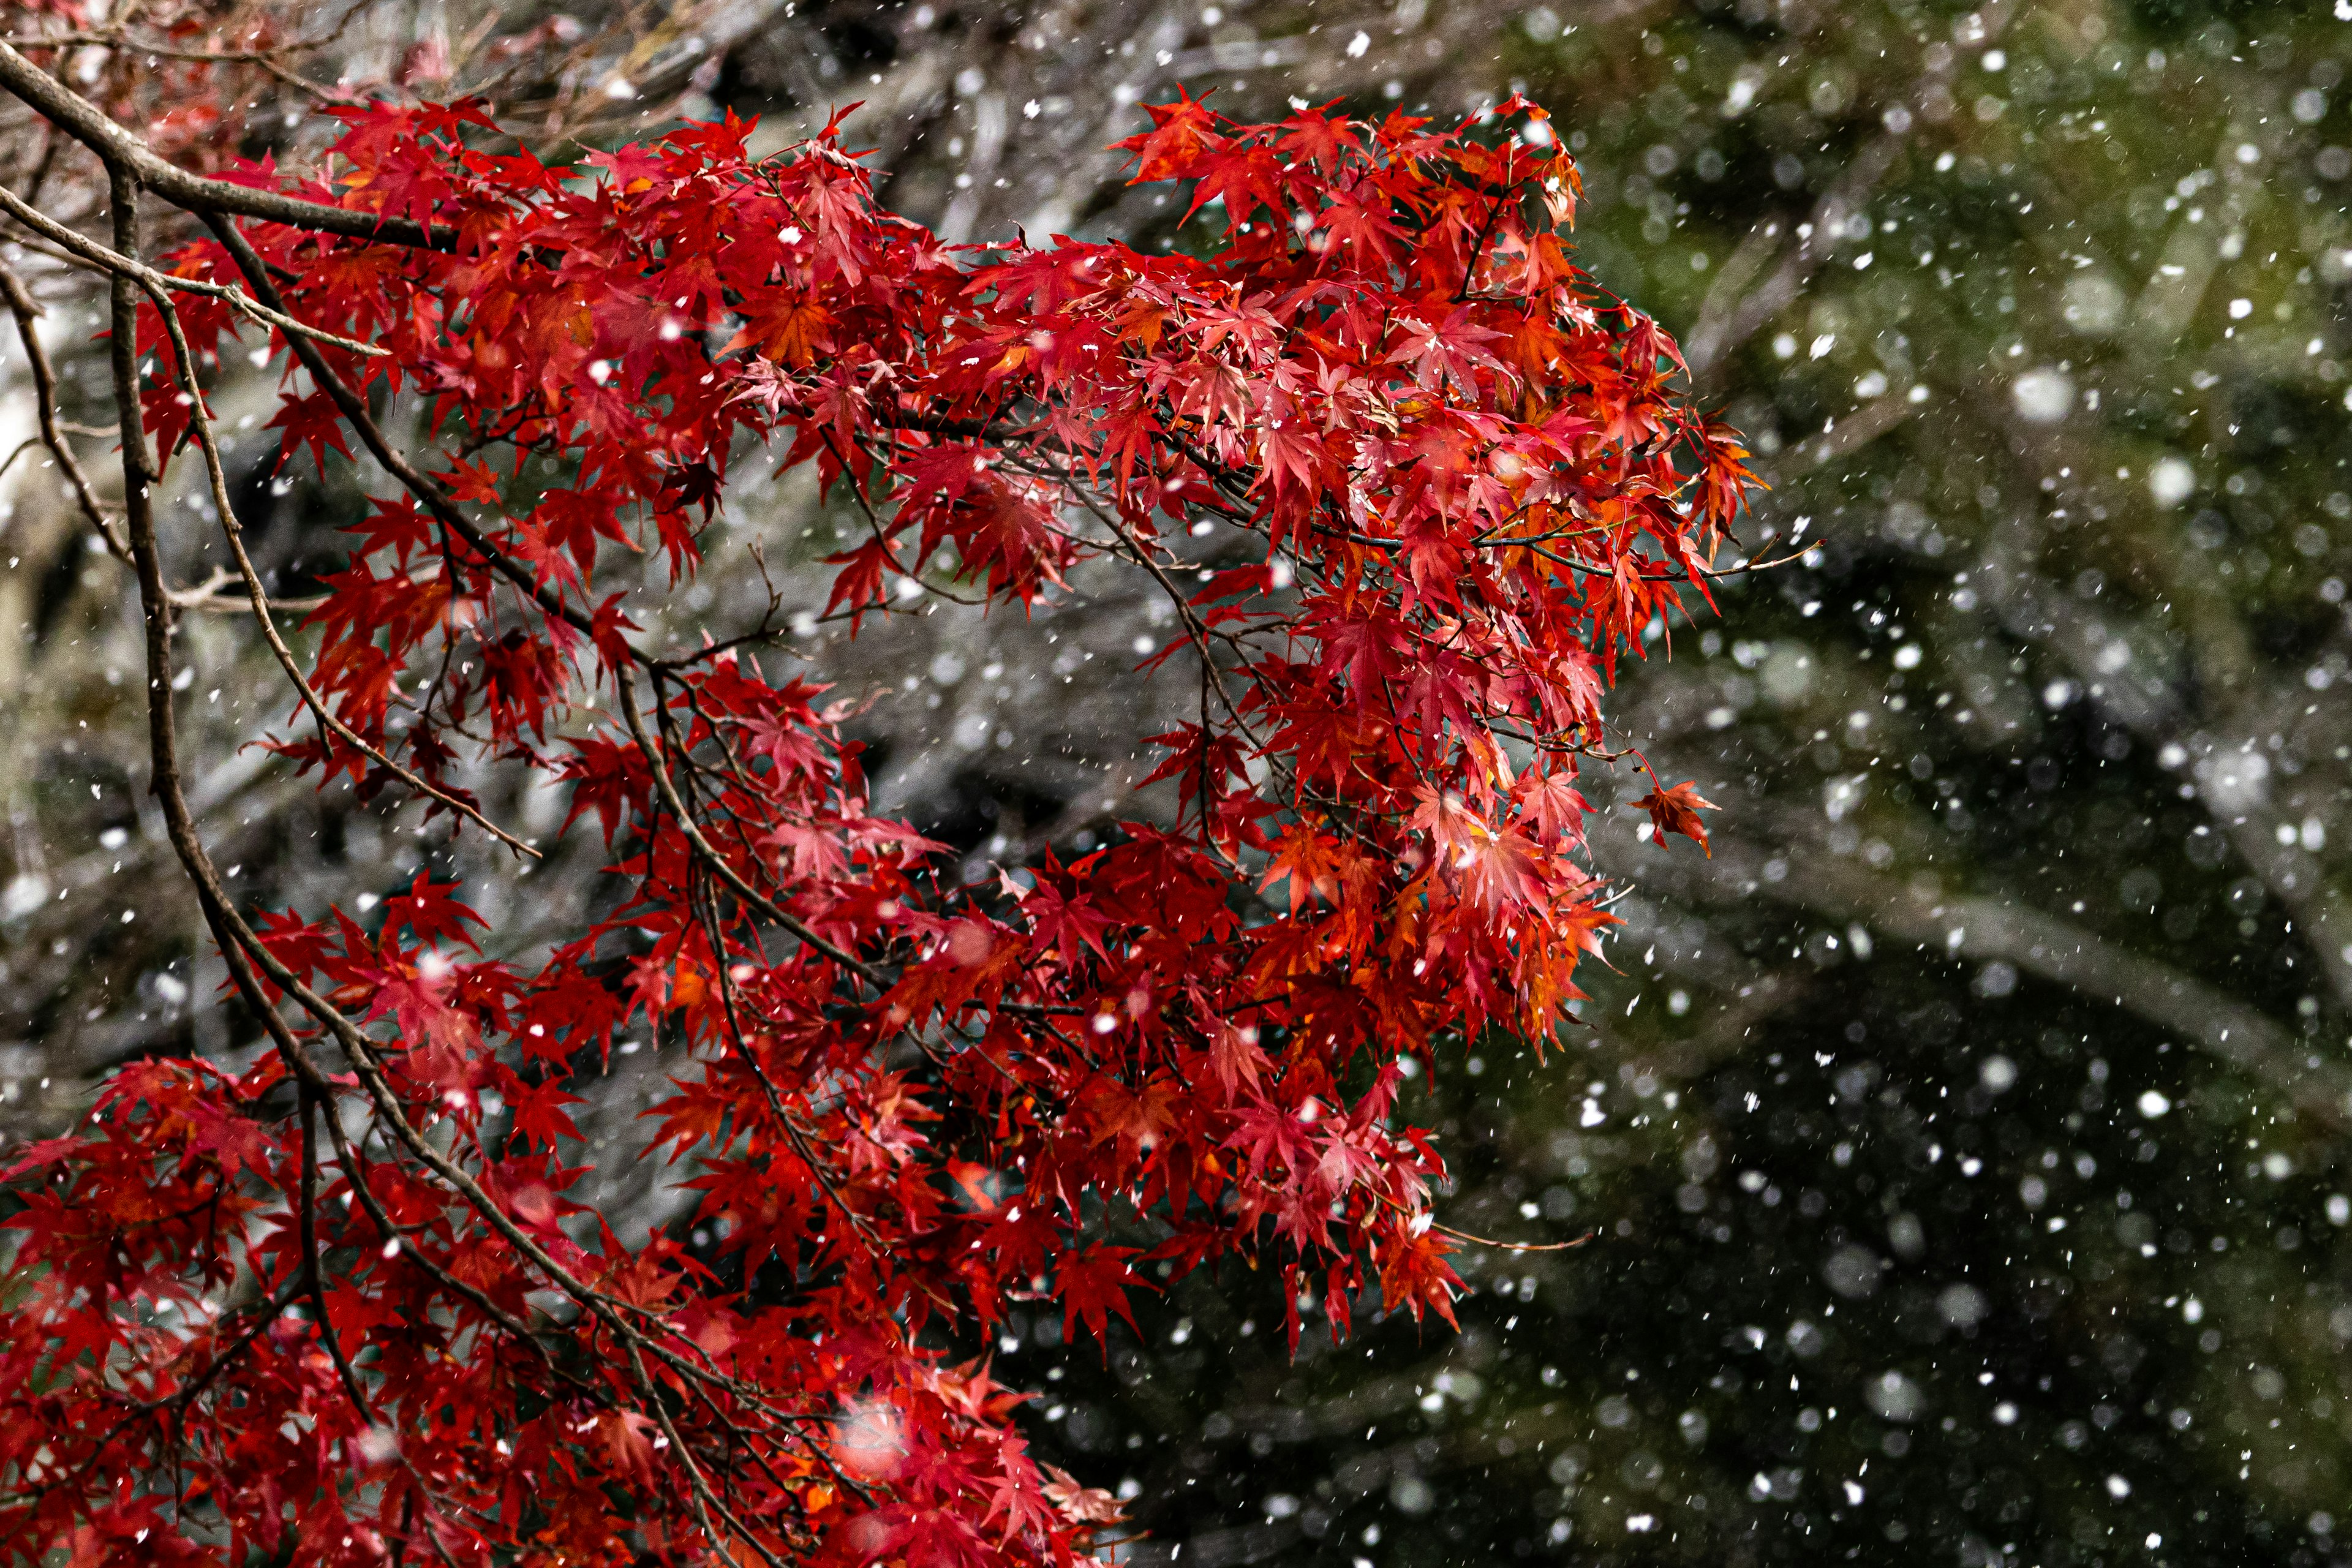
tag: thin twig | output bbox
[0,42,445,248]
[140,279,539,858]
[0,179,387,356]
[0,256,125,557]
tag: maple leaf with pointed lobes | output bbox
[1112,88,1226,183]
[979,1431,1063,1543]
[265,388,355,473]
[1632,777,1721,854]
[661,457,724,519]
[726,290,834,367]
[1275,104,1360,172]
[1315,191,1411,271]
[822,533,900,628]
[1377,1224,1464,1329]
[1185,143,1287,228]
[1055,1246,1150,1350]
[949,481,1068,603]
[1389,306,1509,393]
[1516,767,1591,845]
[1261,818,1348,913]
[380,871,488,951]
[1020,869,1114,968]
[362,968,477,1071]
[1454,820,1551,911]
[1254,403,1325,511]
[1205,1020,1270,1096]
[505,1074,586,1150]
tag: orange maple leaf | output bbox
[1630,778,1720,854]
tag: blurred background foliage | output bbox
[3,0,2352,1562]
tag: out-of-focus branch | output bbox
[1616,816,2346,1130]
[0,42,444,248]
[1957,408,2352,1011]
[1760,387,1920,491]
[1,26,346,102]
[1683,0,2013,379]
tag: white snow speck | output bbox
[2010,368,2075,423]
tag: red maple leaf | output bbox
[0,69,1755,1568]
[1630,777,1721,854]
[1055,1245,1150,1348]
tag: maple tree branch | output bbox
[138,280,541,859]
[90,258,769,1502]
[818,429,995,611]
[296,1081,377,1422]
[1016,450,1267,750]
[171,881,848,1454]
[0,42,447,249]
[0,257,127,559]
[83,179,451,1417]
[75,312,422,1448]
[161,564,328,615]
[3,27,347,106]
[1363,1183,1594,1253]
[83,161,346,1469]
[666,1379,836,1538]
[323,1096,745,1501]
[307,1022,647,1325]
[0,179,388,357]
[0,1262,304,1519]
[10,238,494,635]
[617,673,888,986]
[247,956,844,1466]
[647,536,805,671]
[1681,1,2014,378]
[682,869,923,1287]
[2,77,1729,1559]
[316,1096,548,1349]
[148,1273,308,1416]
[1450,190,1509,305]
[198,213,625,657]
[669,815,1054,1276]
[0,271,281,632]
[25,0,382,104]
[620,1338,785,1568]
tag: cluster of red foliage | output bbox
[0,75,1747,1567]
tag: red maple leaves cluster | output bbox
[0,80,1747,1567]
